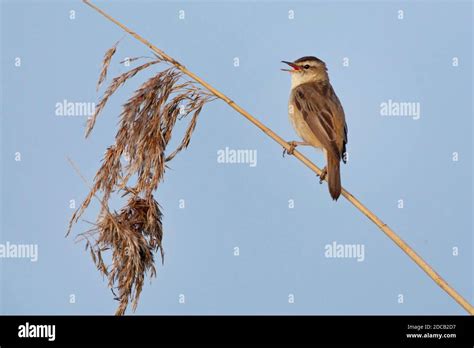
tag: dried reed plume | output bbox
[96,40,118,91]
[73,0,474,315]
[68,40,215,315]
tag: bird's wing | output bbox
[328,85,348,162]
[293,82,347,161]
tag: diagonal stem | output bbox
[82,0,474,315]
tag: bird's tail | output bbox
[327,154,341,201]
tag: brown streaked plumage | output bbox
[282,56,348,200]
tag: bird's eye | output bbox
[304,64,310,69]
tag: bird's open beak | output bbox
[281,60,300,72]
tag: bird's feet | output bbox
[283,141,298,157]
[319,167,327,184]
[283,141,310,157]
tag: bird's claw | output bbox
[319,167,327,184]
[283,141,297,157]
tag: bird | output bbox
[281,56,348,200]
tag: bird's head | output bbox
[281,56,329,87]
